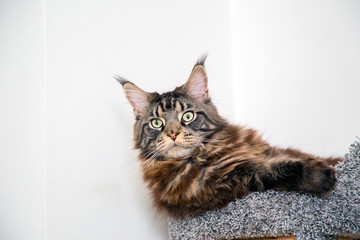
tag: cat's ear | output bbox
[184,63,209,103]
[116,76,150,117]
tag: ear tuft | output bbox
[119,80,150,117]
[184,65,209,103]
[114,75,131,86]
[194,54,208,67]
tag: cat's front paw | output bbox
[301,159,336,194]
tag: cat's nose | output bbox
[165,123,181,141]
[167,131,180,141]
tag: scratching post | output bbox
[168,140,360,240]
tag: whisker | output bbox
[148,152,159,161]
[194,137,230,144]
[200,139,226,143]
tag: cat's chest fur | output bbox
[138,125,269,216]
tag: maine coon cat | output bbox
[117,56,342,217]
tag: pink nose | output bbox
[168,132,179,141]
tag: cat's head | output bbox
[118,57,225,160]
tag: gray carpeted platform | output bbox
[168,140,360,240]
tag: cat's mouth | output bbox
[168,144,189,152]
[170,143,185,148]
[165,144,193,159]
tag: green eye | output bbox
[151,119,163,128]
[182,111,194,122]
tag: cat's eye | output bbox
[151,119,163,128]
[182,111,194,122]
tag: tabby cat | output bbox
[117,56,342,217]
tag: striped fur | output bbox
[118,57,343,217]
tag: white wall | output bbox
[1,1,359,240]
[231,0,360,157]
[0,0,45,239]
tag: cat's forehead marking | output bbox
[161,98,167,110]
[175,101,182,112]
[156,104,163,116]
[152,95,190,118]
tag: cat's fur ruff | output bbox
[117,56,342,217]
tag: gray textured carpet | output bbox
[168,140,360,240]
